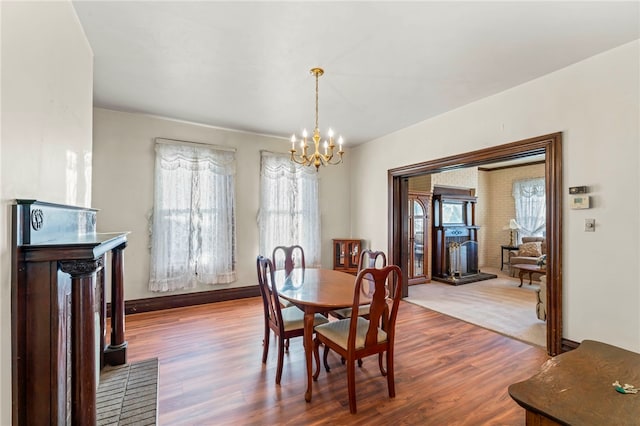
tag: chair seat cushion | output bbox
[315,317,387,350]
[330,304,370,319]
[281,306,328,331]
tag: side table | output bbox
[509,340,640,425]
[500,245,518,270]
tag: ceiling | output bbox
[73,2,639,147]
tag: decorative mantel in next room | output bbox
[431,186,497,285]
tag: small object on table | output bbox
[613,380,639,394]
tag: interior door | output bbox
[408,193,430,284]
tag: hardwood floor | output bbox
[123,297,549,425]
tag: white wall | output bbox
[91,108,351,300]
[351,40,640,352]
[0,1,93,423]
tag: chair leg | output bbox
[262,326,270,364]
[346,358,357,414]
[386,349,395,398]
[342,356,363,367]
[378,351,387,376]
[322,343,331,372]
[313,338,322,381]
[285,338,290,351]
[275,336,285,385]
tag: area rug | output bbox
[97,358,159,426]
[406,273,546,347]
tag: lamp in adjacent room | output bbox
[290,67,344,171]
[505,219,521,246]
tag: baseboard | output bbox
[107,285,261,316]
[561,338,580,352]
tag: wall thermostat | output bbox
[571,195,590,209]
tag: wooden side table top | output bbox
[509,340,640,425]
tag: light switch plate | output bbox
[585,218,595,232]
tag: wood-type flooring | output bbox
[123,297,549,425]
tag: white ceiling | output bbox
[73,1,639,146]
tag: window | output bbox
[258,152,320,267]
[513,177,546,241]
[149,140,236,291]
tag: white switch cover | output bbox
[585,218,595,232]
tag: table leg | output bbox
[518,270,524,287]
[303,310,315,402]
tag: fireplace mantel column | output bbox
[105,241,128,365]
[60,257,104,426]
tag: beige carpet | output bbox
[406,268,546,347]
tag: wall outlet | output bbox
[585,218,595,232]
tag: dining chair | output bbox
[272,245,306,275]
[312,265,402,414]
[272,245,306,310]
[329,250,387,367]
[329,250,386,321]
[256,255,328,385]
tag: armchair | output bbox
[537,276,547,321]
[508,237,546,276]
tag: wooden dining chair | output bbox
[256,255,328,385]
[272,245,306,310]
[313,265,402,414]
[272,245,306,275]
[329,250,387,321]
[329,250,387,367]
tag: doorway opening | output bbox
[388,133,563,356]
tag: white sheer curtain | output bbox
[513,177,546,242]
[149,141,236,292]
[258,152,321,267]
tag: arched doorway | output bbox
[388,133,563,356]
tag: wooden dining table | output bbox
[275,268,364,402]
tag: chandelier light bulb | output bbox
[328,128,334,138]
[302,129,308,138]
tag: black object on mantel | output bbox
[11,199,129,426]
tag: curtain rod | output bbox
[155,137,236,152]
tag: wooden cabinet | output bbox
[332,239,362,274]
[11,200,128,425]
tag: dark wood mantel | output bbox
[11,200,129,425]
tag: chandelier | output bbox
[290,67,344,171]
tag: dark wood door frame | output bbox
[388,132,563,356]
